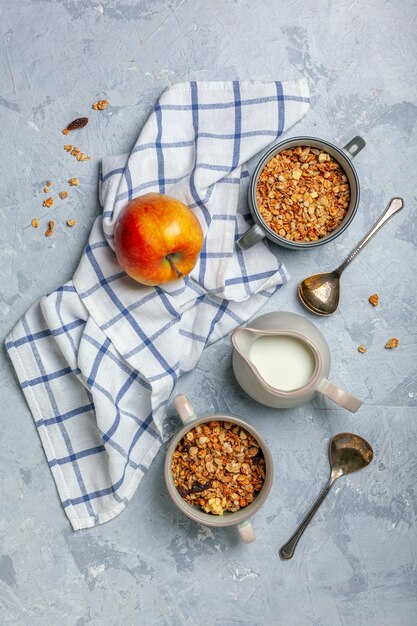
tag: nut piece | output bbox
[31,218,39,228]
[369,293,379,307]
[62,128,70,135]
[172,421,265,516]
[59,191,68,199]
[385,338,399,349]
[45,228,53,237]
[68,178,79,186]
[256,147,350,243]
[67,219,77,227]
[358,345,367,354]
[43,197,54,208]
[92,99,108,110]
[64,145,73,152]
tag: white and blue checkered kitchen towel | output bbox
[6,80,309,529]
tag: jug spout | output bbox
[231,326,257,359]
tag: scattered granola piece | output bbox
[68,178,79,186]
[92,99,108,110]
[59,191,68,199]
[62,128,70,135]
[71,147,80,156]
[48,220,55,229]
[45,229,53,237]
[43,197,54,208]
[358,345,367,354]
[67,117,89,130]
[76,152,91,161]
[369,293,379,306]
[67,219,77,227]
[46,181,52,187]
[31,218,39,228]
[385,338,399,349]
[43,186,50,193]
[64,145,73,152]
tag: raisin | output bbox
[176,486,188,498]
[67,117,89,131]
[190,481,211,493]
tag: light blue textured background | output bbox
[1,1,416,625]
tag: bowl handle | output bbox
[237,223,265,250]
[342,136,366,159]
[237,519,256,543]
[317,378,362,413]
[174,394,198,424]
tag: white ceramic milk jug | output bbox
[232,312,362,412]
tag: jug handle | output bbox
[174,394,198,424]
[317,379,362,413]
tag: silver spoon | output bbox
[279,432,373,560]
[298,197,404,316]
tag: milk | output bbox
[249,335,316,391]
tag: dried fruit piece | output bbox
[369,293,379,306]
[358,345,367,354]
[43,197,54,208]
[385,338,399,349]
[59,191,68,199]
[64,145,73,152]
[92,99,108,110]
[67,219,77,227]
[31,218,39,228]
[68,178,78,186]
[67,117,89,131]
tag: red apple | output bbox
[114,193,204,286]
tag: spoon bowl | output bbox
[329,432,374,479]
[298,271,341,316]
[279,432,373,559]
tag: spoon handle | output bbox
[279,476,335,560]
[337,197,404,274]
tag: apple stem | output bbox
[166,254,183,278]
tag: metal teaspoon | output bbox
[298,197,404,316]
[279,432,374,560]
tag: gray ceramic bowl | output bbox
[164,395,274,543]
[237,135,366,250]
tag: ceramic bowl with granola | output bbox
[164,395,274,543]
[237,135,365,250]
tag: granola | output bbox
[172,421,265,515]
[43,197,54,208]
[256,147,350,242]
[358,345,367,354]
[385,338,399,349]
[59,191,68,199]
[67,219,76,227]
[31,218,39,228]
[68,177,79,186]
[92,99,108,110]
[369,293,379,306]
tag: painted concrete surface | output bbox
[1,0,416,624]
